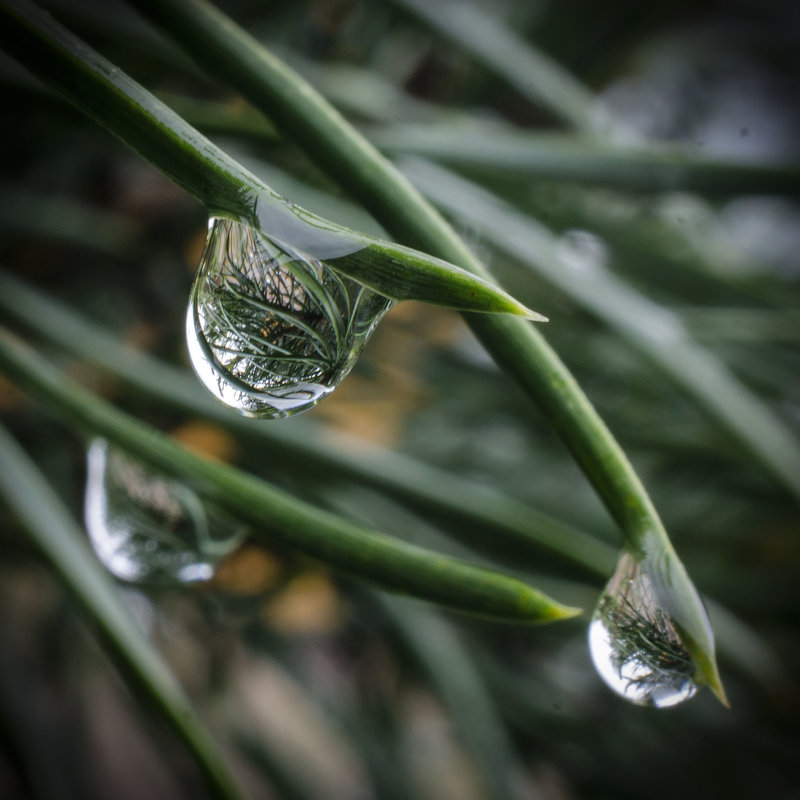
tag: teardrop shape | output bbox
[588,551,699,708]
[186,218,393,418]
[84,439,245,585]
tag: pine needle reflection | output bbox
[84,439,244,585]
[187,218,392,418]
[589,552,698,708]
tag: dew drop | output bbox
[84,439,245,586]
[588,551,699,708]
[186,218,393,418]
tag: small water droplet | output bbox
[84,439,244,586]
[186,218,393,418]
[556,229,608,275]
[588,551,698,708]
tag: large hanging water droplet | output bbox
[588,551,699,708]
[84,439,245,585]
[186,218,393,418]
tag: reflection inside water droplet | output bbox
[588,551,698,708]
[186,218,393,418]
[84,439,244,585]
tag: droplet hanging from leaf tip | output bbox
[84,439,244,586]
[186,217,392,418]
[588,550,713,708]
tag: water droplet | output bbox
[186,218,393,418]
[556,229,608,276]
[588,551,699,708]
[84,439,244,586]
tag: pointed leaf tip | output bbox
[525,308,549,323]
[498,296,548,322]
[516,583,580,624]
[529,590,583,625]
[551,603,583,621]
[701,656,730,708]
[711,679,731,708]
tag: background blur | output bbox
[1,0,799,798]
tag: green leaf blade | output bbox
[0,328,577,625]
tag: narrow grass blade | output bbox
[1,286,779,700]
[0,270,607,578]
[372,125,800,197]
[0,424,246,800]
[126,0,672,554]
[0,328,579,624]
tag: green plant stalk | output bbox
[126,0,725,700]
[0,329,578,624]
[127,0,649,547]
[0,424,246,800]
[125,0,648,549]
[462,322,726,707]
[0,0,541,320]
[0,270,614,579]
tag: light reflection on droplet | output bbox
[84,439,244,586]
[186,218,392,418]
[556,229,608,276]
[588,551,698,708]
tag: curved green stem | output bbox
[126,0,728,699]
[126,0,668,554]
[0,270,615,579]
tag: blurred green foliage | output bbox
[1,1,799,799]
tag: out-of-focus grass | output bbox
[1,1,799,799]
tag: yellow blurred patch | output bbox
[121,319,160,353]
[183,227,208,272]
[262,572,344,634]
[314,302,462,445]
[170,419,238,463]
[317,367,425,444]
[209,545,284,596]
